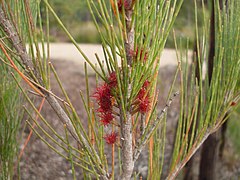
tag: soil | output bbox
[16,59,240,180]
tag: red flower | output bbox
[135,80,151,114]
[93,83,111,100]
[93,72,118,127]
[97,98,113,112]
[139,96,150,113]
[124,0,131,10]
[99,112,114,126]
[137,80,150,99]
[143,80,150,88]
[137,88,146,100]
[108,71,117,88]
[104,132,118,144]
[93,84,113,112]
[118,0,133,11]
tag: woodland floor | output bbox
[16,59,240,180]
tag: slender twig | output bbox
[0,42,44,97]
[133,91,179,162]
[167,129,211,180]
[0,8,37,77]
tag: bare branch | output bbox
[167,130,211,180]
[133,91,179,162]
[0,8,36,77]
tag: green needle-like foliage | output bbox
[0,0,239,179]
[0,52,23,179]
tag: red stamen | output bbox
[135,80,151,114]
[93,83,111,100]
[108,71,117,88]
[118,0,132,11]
[139,96,150,113]
[137,88,146,100]
[104,132,118,144]
[99,112,114,126]
[143,80,150,88]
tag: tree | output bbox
[0,0,239,179]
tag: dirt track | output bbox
[35,43,192,74]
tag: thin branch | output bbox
[0,8,37,77]
[18,98,45,160]
[167,129,211,180]
[133,91,179,162]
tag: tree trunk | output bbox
[219,120,228,158]
[199,132,220,180]
[183,156,195,180]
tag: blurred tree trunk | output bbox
[219,116,228,158]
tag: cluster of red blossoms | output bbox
[103,132,118,145]
[93,72,118,144]
[117,0,134,11]
[136,80,151,114]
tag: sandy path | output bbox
[37,43,192,74]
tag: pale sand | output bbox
[32,43,193,74]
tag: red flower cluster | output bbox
[103,132,118,145]
[99,112,114,126]
[93,72,117,126]
[93,72,118,144]
[130,47,148,62]
[108,71,118,88]
[94,84,112,114]
[137,80,151,114]
[118,0,132,11]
